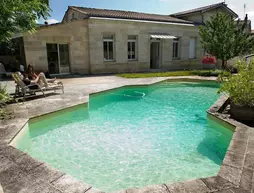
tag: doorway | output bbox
[150,42,160,69]
[46,43,70,74]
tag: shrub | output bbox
[192,70,222,77]
[218,60,254,107]
[0,83,12,119]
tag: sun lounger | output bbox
[38,73,64,94]
[12,72,45,101]
[12,72,64,101]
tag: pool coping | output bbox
[0,76,253,193]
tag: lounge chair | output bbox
[38,73,64,94]
[12,72,64,101]
[12,72,45,101]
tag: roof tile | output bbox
[69,6,194,24]
[171,2,237,17]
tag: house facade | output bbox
[22,2,240,74]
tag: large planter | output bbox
[230,102,254,122]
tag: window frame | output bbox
[172,38,180,59]
[46,43,70,74]
[127,36,137,61]
[103,35,115,62]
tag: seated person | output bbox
[26,64,56,84]
[16,72,38,90]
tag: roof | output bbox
[68,6,195,24]
[171,2,238,18]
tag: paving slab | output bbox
[15,153,44,172]
[240,167,254,192]
[126,184,169,193]
[215,187,249,193]
[85,187,105,193]
[51,174,91,193]
[165,179,209,193]
[0,156,14,173]
[201,176,235,191]
[243,152,254,170]
[223,150,245,169]
[111,190,127,193]
[18,180,63,193]
[247,139,254,154]
[232,128,249,143]
[218,164,242,186]
[227,139,248,155]
[0,145,25,162]
[0,164,27,188]
[27,163,64,183]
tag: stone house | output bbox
[22,2,239,74]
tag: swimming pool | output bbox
[13,81,233,191]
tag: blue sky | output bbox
[43,0,254,29]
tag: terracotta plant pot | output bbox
[230,102,254,122]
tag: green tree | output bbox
[0,0,50,42]
[199,13,254,69]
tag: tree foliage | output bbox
[218,60,254,107]
[0,83,12,119]
[199,13,254,69]
[0,0,50,42]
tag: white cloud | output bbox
[247,10,254,16]
[46,19,59,24]
[159,0,169,2]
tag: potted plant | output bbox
[218,60,254,122]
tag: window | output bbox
[128,35,137,60]
[103,35,114,61]
[59,44,70,66]
[189,38,196,59]
[173,38,180,58]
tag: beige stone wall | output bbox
[181,7,231,23]
[203,8,229,22]
[88,18,207,74]
[182,13,203,23]
[63,9,86,23]
[23,20,90,74]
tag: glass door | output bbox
[59,44,70,74]
[46,44,70,74]
[47,44,59,74]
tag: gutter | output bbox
[89,16,198,26]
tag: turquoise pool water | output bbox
[14,81,233,191]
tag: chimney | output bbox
[245,14,248,21]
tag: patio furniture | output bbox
[12,72,45,101]
[38,73,64,94]
[12,72,64,101]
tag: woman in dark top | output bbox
[26,64,56,83]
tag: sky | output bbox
[43,0,254,29]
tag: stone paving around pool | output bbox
[0,75,253,193]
